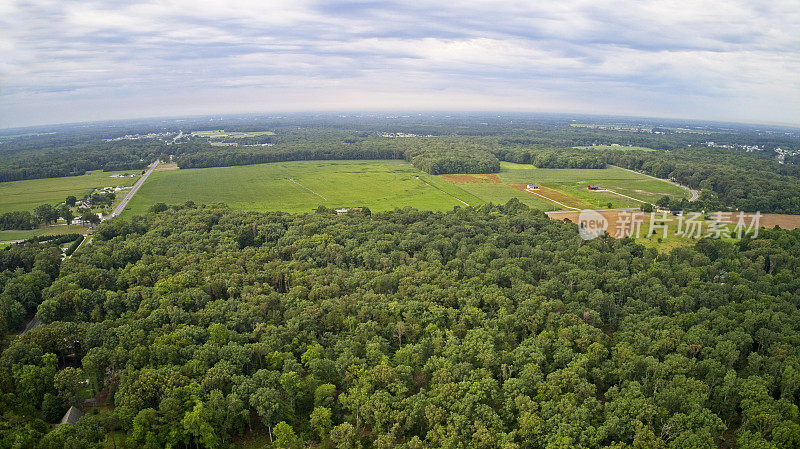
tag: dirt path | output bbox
[602,189,649,204]
[415,176,471,206]
[287,178,328,201]
[524,187,580,210]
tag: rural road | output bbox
[109,159,159,219]
[609,165,699,201]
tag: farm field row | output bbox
[442,164,689,210]
[123,160,478,216]
[0,160,691,228]
[122,160,688,217]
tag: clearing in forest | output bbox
[123,160,481,215]
[441,165,688,211]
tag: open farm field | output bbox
[0,170,140,214]
[441,165,689,211]
[124,160,478,216]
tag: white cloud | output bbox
[0,0,798,127]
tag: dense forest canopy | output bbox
[3,202,800,448]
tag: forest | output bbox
[2,201,800,448]
[605,148,800,214]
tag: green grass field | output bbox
[123,160,688,217]
[0,225,89,242]
[0,170,140,214]
[124,160,478,216]
[495,165,688,209]
[452,182,560,210]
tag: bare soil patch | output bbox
[155,163,179,171]
[546,210,800,231]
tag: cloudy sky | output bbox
[1,0,798,128]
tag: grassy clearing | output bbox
[499,166,688,209]
[441,165,688,211]
[499,161,539,170]
[124,160,470,216]
[0,226,89,242]
[454,182,560,210]
[0,170,141,214]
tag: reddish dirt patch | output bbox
[745,214,800,230]
[547,210,622,224]
[484,174,503,183]
[441,174,502,183]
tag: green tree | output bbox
[309,406,333,441]
[53,367,85,403]
[182,400,219,449]
[273,421,299,449]
[330,422,359,449]
[250,387,281,442]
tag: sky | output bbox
[1,0,798,128]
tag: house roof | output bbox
[58,406,84,427]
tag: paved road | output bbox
[109,159,159,219]
[610,165,699,202]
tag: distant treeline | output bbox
[176,136,503,175]
[176,145,405,169]
[606,148,800,214]
[491,146,606,169]
[0,141,157,182]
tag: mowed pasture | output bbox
[493,165,689,209]
[0,170,141,214]
[0,225,90,243]
[124,160,480,216]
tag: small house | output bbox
[588,185,600,190]
[526,184,539,190]
[57,406,84,428]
